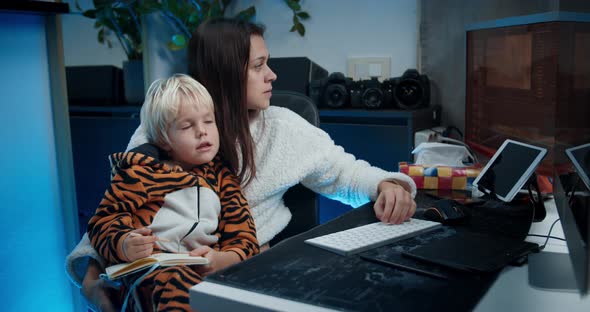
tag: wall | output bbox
[238,0,418,77]
[61,0,127,66]
[62,0,419,84]
[420,0,590,133]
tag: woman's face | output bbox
[246,35,277,111]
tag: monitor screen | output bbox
[565,143,590,191]
[473,139,547,202]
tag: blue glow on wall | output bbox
[0,13,76,311]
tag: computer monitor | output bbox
[528,144,589,296]
[566,143,590,191]
[560,144,590,295]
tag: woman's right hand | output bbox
[82,259,117,312]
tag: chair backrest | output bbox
[268,90,320,245]
[270,90,320,127]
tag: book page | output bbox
[105,253,209,279]
[106,257,158,279]
[151,253,209,266]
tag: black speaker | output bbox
[66,65,125,106]
[268,57,328,96]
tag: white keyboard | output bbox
[304,219,442,256]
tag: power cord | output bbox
[527,234,565,242]
[426,126,479,164]
[438,137,480,165]
[527,218,561,250]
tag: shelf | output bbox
[0,1,69,15]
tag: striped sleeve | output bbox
[213,164,259,259]
[87,166,148,264]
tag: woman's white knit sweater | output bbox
[242,106,416,244]
[65,106,416,287]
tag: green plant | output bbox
[75,0,311,58]
[159,0,311,51]
[75,0,159,60]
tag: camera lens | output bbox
[395,79,424,109]
[362,88,383,108]
[323,84,348,108]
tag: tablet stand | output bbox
[476,172,546,222]
[526,173,546,222]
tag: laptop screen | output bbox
[565,143,590,191]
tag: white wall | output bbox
[61,0,127,66]
[247,0,419,77]
[62,0,418,81]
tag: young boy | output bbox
[87,74,259,311]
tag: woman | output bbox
[67,18,416,311]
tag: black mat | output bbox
[205,193,535,312]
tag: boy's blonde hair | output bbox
[140,73,214,147]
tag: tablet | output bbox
[565,143,590,190]
[472,139,547,202]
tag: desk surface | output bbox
[191,193,550,311]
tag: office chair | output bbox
[268,90,320,245]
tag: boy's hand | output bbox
[120,228,157,262]
[189,246,240,276]
[374,181,416,224]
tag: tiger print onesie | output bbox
[87,143,259,311]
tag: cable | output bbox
[526,234,565,242]
[567,176,581,204]
[119,263,161,312]
[528,218,561,250]
[438,137,480,164]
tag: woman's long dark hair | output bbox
[188,18,265,186]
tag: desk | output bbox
[475,198,590,312]
[190,193,589,311]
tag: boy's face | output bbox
[163,99,219,170]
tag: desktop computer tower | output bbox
[268,57,328,96]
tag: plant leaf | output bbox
[171,34,187,47]
[221,0,232,8]
[188,12,200,25]
[297,11,310,19]
[167,40,185,51]
[234,6,256,21]
[82,9,98,18]
[74,0,82,12]
[296,22,305,36]
[286,0,301,11]
[97,28,104,43]
[207,0,222,18]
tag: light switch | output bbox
[347,57,391,81]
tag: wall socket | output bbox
[347,57,391,81]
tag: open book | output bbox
[104,253,209,280]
